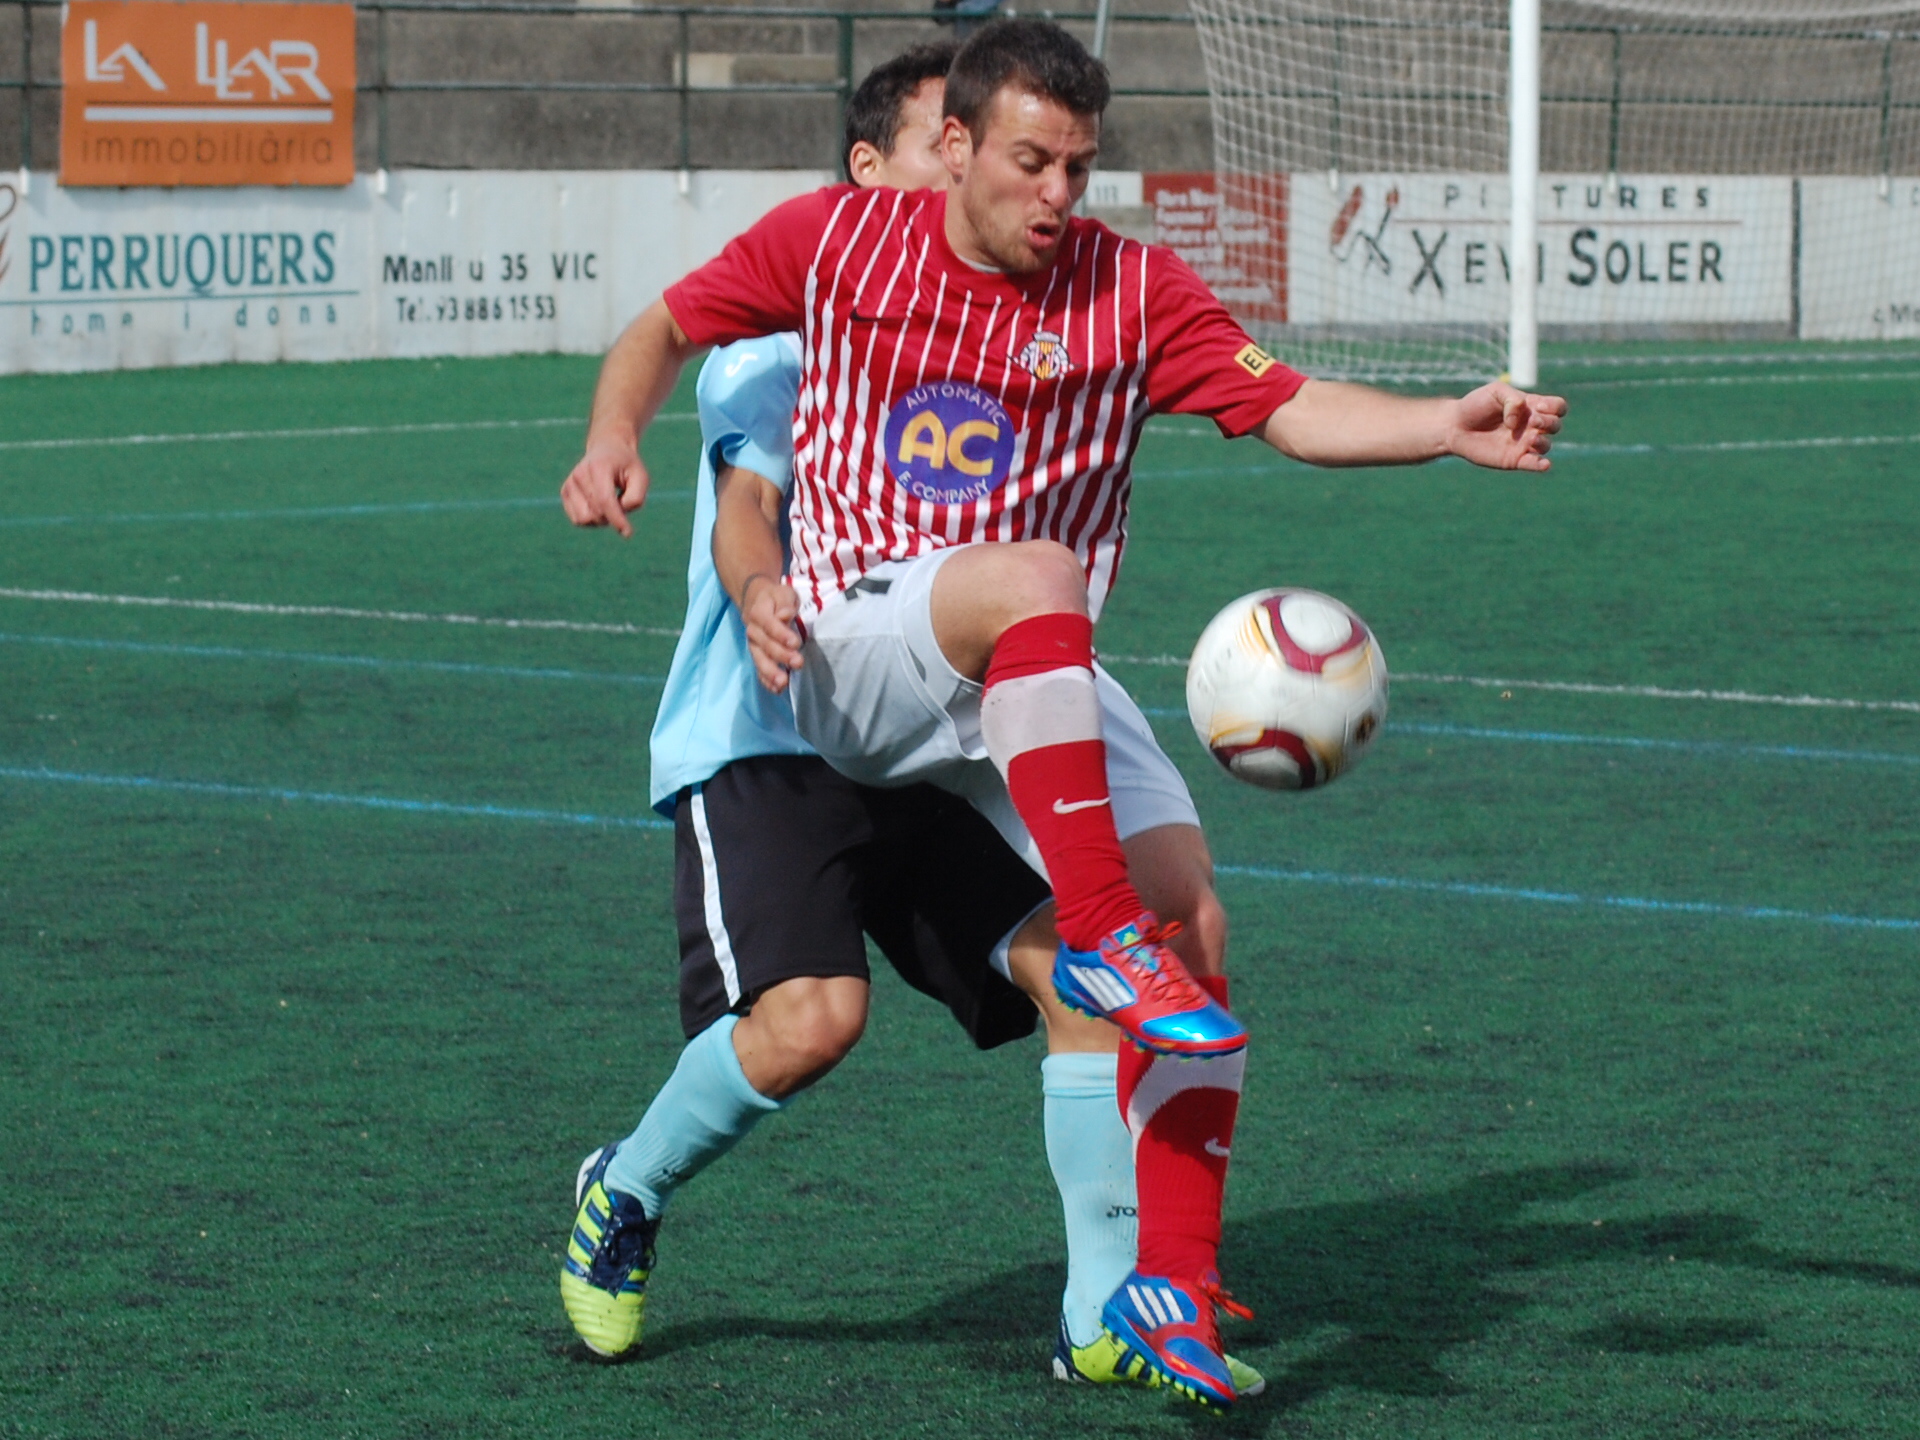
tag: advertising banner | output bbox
[0,170,830,373]
[1144,172,1289,321]
[61,1,355,188]
[1797,178,1920,340]
[1283,174,1795,329]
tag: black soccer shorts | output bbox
[673,753,1052,1048]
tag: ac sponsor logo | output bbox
[882,381,1016,505]
[62,2,355,187]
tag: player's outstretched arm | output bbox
[1261,377,1567,472]
[560,301,704,538]
[713,462,803,693]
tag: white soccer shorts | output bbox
[788,545,1201,879]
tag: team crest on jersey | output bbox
[882,381,1017,504]
[1014,330,1073,381]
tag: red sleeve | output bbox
[1142,246,1306,437]
[661,186,846,347]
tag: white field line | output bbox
[1549,348,1920,371]
[1567,370,1920,391]
[1396,672,1920,715]
[1555,432,1920,457]
[0,587,683,639]
[1101,653,1920,715]
[0,412,697,453]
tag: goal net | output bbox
[1183,0,1920,382]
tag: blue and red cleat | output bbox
[1101,1268,1254,1408]
[1052,913,1246,1058]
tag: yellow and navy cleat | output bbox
[559,1142,660,1357]
[1051,1315,1265,1397]
[1052,1317,1153,1385]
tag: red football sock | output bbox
[1119,974,1243,1281]
[981,613,1142,950]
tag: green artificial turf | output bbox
[1,344,1916,1438]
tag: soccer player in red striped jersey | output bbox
[563,19,1565,1407]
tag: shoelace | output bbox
[1200,1275,1254,1323]
[1109,919,1203,1006]
[592,1200,657,1283]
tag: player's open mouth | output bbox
[1028,221,1062,249]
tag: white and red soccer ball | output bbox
[1185,588,1389,792]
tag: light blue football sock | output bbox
[1042,1051,1137,1348]
[603,1014,784,1217]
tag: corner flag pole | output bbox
[1508,0,1540,386]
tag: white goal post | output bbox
[1183,0,1920,384]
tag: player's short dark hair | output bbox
[843,42,959,179]
[944,19,1110,140]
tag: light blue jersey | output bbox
[648,333,812,814]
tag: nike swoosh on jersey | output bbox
[1052,796,1111,815]
[1204,1138,1232,1158]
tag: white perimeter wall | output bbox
[0,167,1914,376]
[0,170,830,375]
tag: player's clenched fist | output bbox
[1448,381,1568,472]
[741,574,804,694]
[561,437,652,538]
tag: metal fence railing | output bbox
[6,1,1917,175]
[1,0,1212,174]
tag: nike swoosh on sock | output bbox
[1053,796,1112,814]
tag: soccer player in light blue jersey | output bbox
[556,44,1261,1397]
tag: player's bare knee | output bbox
[1006,539,1089,616]
[784,989,868,1072]
[963,539,1086,625]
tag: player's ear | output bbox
[847,140,886,187]
[939,114,972,179]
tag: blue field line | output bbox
[0,497,548,529]
[1,761,1907,932]
[0,632,670,687]
[1393,721,1920,767]
[0,413,696,454]
[1214,864,1920,933]
[0,492,691,530]
[1135,707,1919,767]
[0,765,671,830]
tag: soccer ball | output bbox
[1184,588,1389,792]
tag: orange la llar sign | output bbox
[62,2,355,187]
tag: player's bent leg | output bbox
[561,979,866,1357]
[729,974,870,1099]
[563,1012,788,1356]
[561,756,880,1357]
[1097,821,1249,1403]
[923,544,1238,1059]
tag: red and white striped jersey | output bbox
[664,185,1305,621]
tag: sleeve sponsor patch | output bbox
[1235,343,1278,378]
